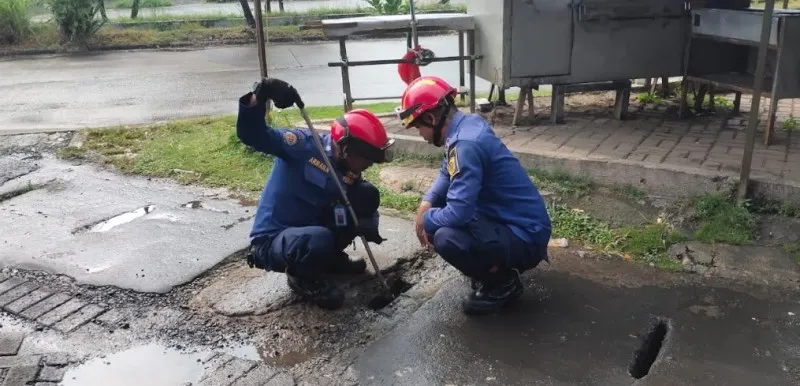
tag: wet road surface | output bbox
[354,255,800,385]
[0,35,494,135]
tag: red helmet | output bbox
[396,75,457,129]
[330,109,395,163]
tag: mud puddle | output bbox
[60,343,208,386]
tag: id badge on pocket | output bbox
[334,204,347,227]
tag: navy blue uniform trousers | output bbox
[251,180,380,278]
[427,210,548,281]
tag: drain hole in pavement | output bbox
[367,275,412,310]
[73,205,156,234]
[629,320,669,379]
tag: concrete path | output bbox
[353,253,800,385]
[0,35,494,135]
[0,134,252,293]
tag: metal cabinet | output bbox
[467,0,688,88]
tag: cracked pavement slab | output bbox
[0,156,253,293]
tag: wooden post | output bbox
[738,0,776,202]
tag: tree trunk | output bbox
[99,0,108,21]
[239,0,256,28]
[131,0,140,19]
[279,0,284,12]
[266,0,271,13]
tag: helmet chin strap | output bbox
[431,108,448,148]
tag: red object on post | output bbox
[398,49,422,85]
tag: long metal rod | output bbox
[253,0,267,78]
[327,55,481,68]
[409,0,419,49]
[253,0,271,113]
[737,0,776,201]
[298,109,392,293]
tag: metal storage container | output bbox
[466,0,689,88]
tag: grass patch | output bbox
[56,145,88,160]
[612,184,648,202]
[637,92,665,105]
[783,243,800,265]
[548,203,623,251]
[693,192,756,245]
[782,116,799,132]
[528,168,592,197]
[2,22,328,51]
[68,102,400,195]
[0,0,33,45]
[748,196,800,218]
[618,223,686,271]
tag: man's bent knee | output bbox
[432,227,469,260]
[268,226,336,277]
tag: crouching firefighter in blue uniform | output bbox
[236,78,395,310]
[397,76,553,315]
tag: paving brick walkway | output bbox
[381,93,800,186]
[0,332,75,386]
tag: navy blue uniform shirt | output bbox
[235,93,368,240]
[422,111,552,245]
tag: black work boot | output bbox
[462,269,524,315]
[286,275,345,310]
[328,251,367,275]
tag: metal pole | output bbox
[467,30,476,113]
[253,0,271,114]
[254,0,267,77]
[409,0,419,49]
[737,0,776,201]
[297,109,392,294]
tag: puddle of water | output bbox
[219,342,262,362]
[88,205,156,233]
[60,343,207,386]
[218,341,314,367]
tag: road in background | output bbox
[0,35,500,134]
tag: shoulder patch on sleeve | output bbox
[283,131,298,146]
[447,146,460,179]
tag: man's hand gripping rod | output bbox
[297,109,393,294]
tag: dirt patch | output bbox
[558,187,662,228]
[378,166,439,196]
[477,90,632,128]
[757,214,800,246]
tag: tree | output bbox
[239,0,255,28]
[131,0,139,19]
[99,0,107,20]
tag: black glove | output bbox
[254,77,305,109]
[358,226,387,245]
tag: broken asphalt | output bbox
[1,133,800,385]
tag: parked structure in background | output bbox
[465,0,800,134]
